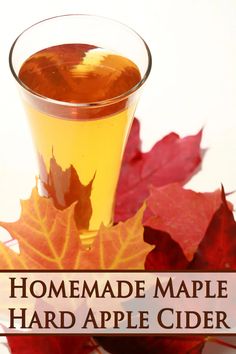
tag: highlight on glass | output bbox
[9,14,152,242]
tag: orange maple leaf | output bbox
[0,189,151,270]
[0,187,82,270]
[80,205,152,270]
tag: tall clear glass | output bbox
[9,15,152,242]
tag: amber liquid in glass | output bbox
[19,44,141,238]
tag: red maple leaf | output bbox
[189,188,236,270]
[96,335,206,354]
[7,335,97,354]
[144,183,224,261]
[115,119,203,222]
[144,228,189,270]
[142,187,236,354]
[144,187,236,273]
[98,188,236,354]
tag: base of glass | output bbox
[79,229,98,248]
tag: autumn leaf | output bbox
[0,241,32,270]
[144,186,236,270]
[0,187,82,270]
[115,120,203,222]
[144,183,223,261]
[79,205,153,270]
[0,189,150,271]
[7,334,96,354]
[96,335,206,354]
[38,153,94,230]
[144,227,189,270]
[0,184,100,354]
[0,190,152,354]
[189,188,236,270]
[140,187,236,354]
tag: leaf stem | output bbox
[90,338,103,354]
[207,337,236,350]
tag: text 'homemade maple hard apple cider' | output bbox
[18,43,141,238]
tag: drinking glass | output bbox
[9,14,151,242]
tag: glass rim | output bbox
[9,13,152,108]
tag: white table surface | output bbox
[0,1,236,353]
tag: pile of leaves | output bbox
[1,118,236,354]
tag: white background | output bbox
[0,0,236,353]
